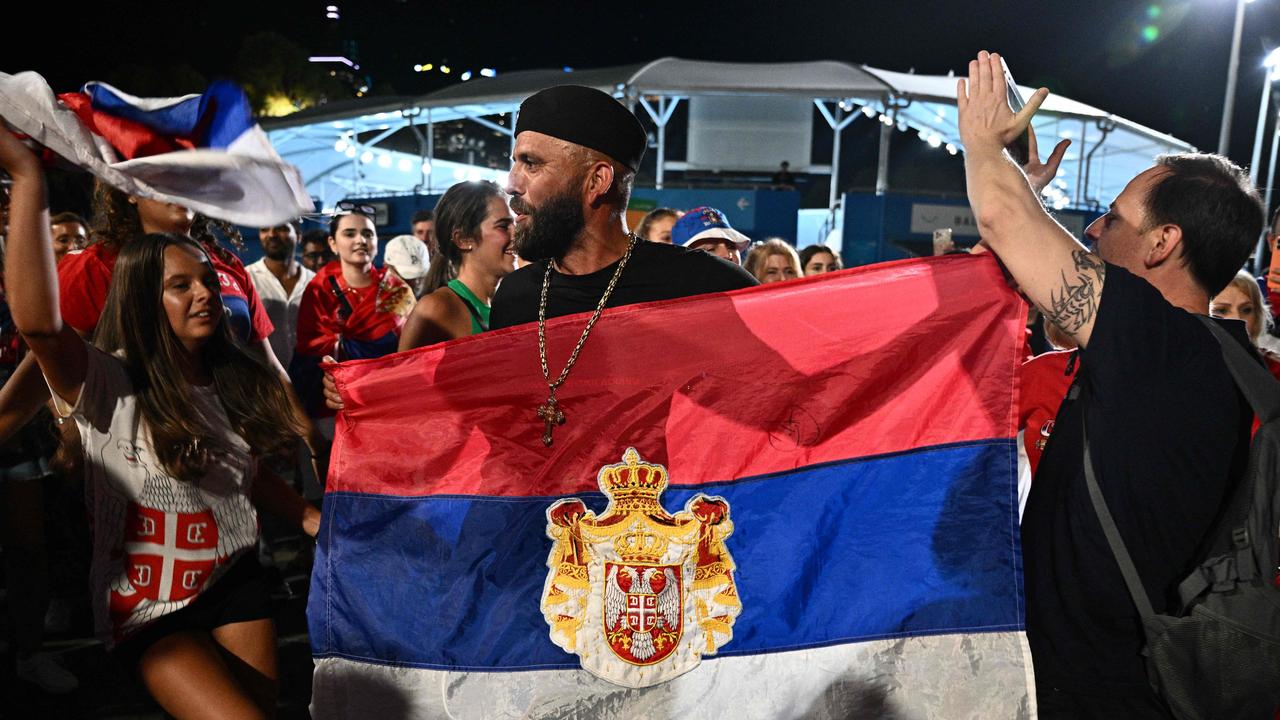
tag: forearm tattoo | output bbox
[1046,250,1105,334]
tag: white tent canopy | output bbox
[860,67,1194,208]
[265,57,1192,210]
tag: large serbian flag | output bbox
[311,255,1036,719]
[0,72,311,226]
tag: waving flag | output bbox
[0,71,311,226]
[311,255,1035,719]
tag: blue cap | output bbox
[670,206,751,249]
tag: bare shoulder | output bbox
[401,287,470,351]
[412,287,467,322]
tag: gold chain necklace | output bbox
[536,234,638,447]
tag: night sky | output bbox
[5,0,1279,182]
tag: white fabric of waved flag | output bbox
[0,71,312,226]
[311,632,1036,719]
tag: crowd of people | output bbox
[0,50,1275,720]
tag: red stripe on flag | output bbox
[326,254,1026,498]
[57,92,196,160]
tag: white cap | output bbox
[683,227,752,251]
[383,235,429,279]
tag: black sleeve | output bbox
[1082,263,1244,399]
[677,250,759,292]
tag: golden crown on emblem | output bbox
[616,525,670,564]
[600,447,668,500]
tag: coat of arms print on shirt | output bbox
[540,448,742,688]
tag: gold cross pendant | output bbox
[536,395,566,447]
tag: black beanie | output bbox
[515,85,647,171]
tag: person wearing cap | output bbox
[320,87,758,412]
[246,220,314,370]
[399,180,516,350]
[383,234,431,299]
[490,85,756,330]
[671,206,751,265]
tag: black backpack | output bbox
[1082,316,1280,719]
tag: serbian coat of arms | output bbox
[540,448,741,688]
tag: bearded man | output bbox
[490,85,755,329]
[246,220,314,369]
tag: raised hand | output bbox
[0,123,40,179]
[957,51,1049,155]
[1023,124,1071,196]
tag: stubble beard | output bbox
[263,242,294,262]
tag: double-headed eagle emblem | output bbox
[540,448,742,688]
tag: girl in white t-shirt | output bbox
[0,128,320,718]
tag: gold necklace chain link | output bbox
[538,234,639,395]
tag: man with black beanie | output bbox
[489,85,756,329]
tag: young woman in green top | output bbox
[399,181,516,349]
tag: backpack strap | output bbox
[1176,317,1273,606]
[1195,316,1280,423]
[328,275,354,323]
[1076,386,1157,622]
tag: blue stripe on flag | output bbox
[309,439,1021,670]
[85,79,254,148]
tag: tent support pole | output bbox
[814,99,858,216]
[1256,109,1279,273]
[1264,110,1279,223]
[875,108,892,196]
[638,96,683,191]
[1074,120,1088,207]
[656,97,666,189]
[426,110,434,194]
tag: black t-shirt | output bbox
[1023,264,1253,698]
[490,240,758,329]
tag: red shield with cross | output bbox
[110,503,222,635]
[603,562,683,666]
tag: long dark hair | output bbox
[93,233,301,480]
[437,181,504,266]
[90,180,245,253]
[422,180,505,293]
[798,243,842,271]
[635,207,680,242]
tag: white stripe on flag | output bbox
[0,71,312,226]
[311,631,1036,720]
[80,81,201,112]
